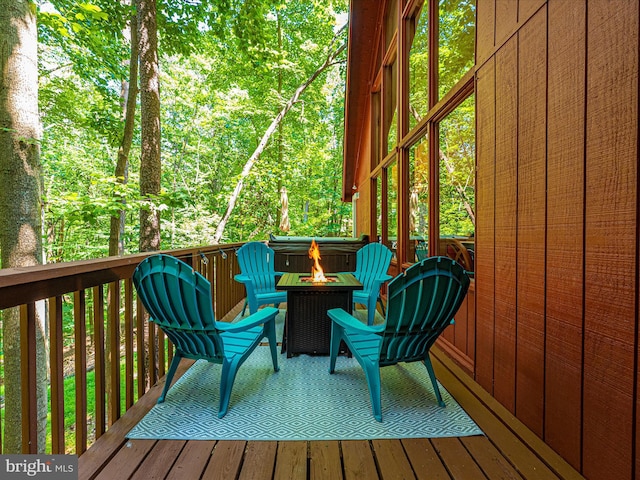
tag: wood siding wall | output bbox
[440,285,476,374]
[475,1,639,479]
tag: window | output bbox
[438,0,476,99]
[409,134,429,262]
[375,175,383,242]
[383,59,398,156]
[385,0,399,50]
[438,94,475,272]
[386,160,398,260]
[408,1,429,130]
[371,90,381,168]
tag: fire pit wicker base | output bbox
[277,273,362,358]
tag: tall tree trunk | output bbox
[109,7,139,257]
[276,10,285,232]
[137,0,161,252]
[106,5,139,426]
[0,0,48,452]
[213,25,347,243]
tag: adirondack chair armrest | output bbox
[365,274,393,294]
[217,306,279,333]
[234,273,259,297]
[234,274,251,284]
[327,308,385,334]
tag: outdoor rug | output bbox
[126,346,483,441]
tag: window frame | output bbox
[369,0,476,269]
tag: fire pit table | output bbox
[277,272,362,357]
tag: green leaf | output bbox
[78,3,102,13]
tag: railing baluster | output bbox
[136,296,146,398]
[158,328,166,379]
[215,254,224,318]
[74,290,87,455]
[107,281,121,426]
[167,337,173,370]
[148,320,157,388]
[124,279,134,409]
[20,303,37,453]
[49,296,65,454]
[93,286,105,438]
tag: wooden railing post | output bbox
[74,290,88,455]
[20,303,37,453]
[148,321,157,389]
[124,279,135,410]
[136,295,147,398]
[49,295,65,454]
[93,286,105,438]
[107,281,121,427]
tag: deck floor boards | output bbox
[78,346,584,480]
[309,441,342,480]
[274,441,307,480]
[166,440,216,480]
[402,438,452,480]
[341,440,378,480]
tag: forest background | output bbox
[0,0,349,454]
[39,0,350,264]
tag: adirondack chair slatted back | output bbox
[380,256,469,366]
[354,243,393,291]
[237,242,278,293]
[133,254,225,362]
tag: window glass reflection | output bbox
[438,94,475,273]
[409,134,429,262]
[386,160,398,260]
[408,1,429,131]
[384,60,398,155]
[372,90,381,168]
[385,0,398,50]
[438,0,476,98]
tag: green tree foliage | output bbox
[37,0,349,260]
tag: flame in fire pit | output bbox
[308,239,329,282]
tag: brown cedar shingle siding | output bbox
[344,0,640,478]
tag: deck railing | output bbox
[0,244,246,456]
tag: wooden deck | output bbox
[78,347,585,480]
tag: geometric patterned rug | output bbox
[126,346,483,441]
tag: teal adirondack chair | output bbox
[415,240,429,261]
[328,256,470,421]
[235,242,287,316]
[350,243,393,325]
[133,254,280,418]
